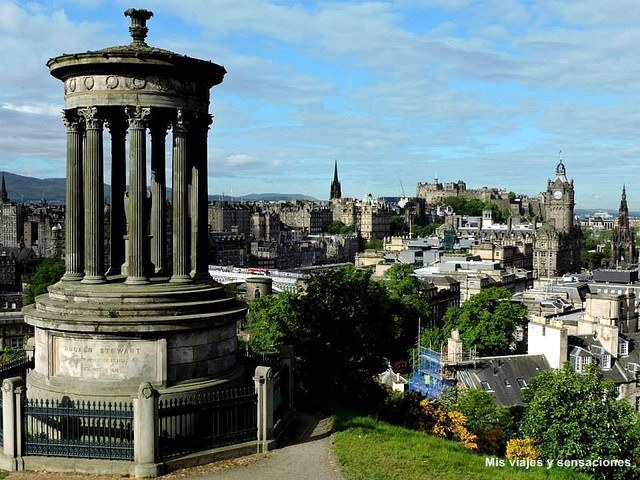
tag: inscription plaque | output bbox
[53,337,160,381]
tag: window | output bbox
[481,381,492,391]
[619,339,629,357]
[516,378,527,388]
[636,397,640,412]
[600,354,611,370]
[503,379,511,387]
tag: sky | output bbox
[1,1,640,209]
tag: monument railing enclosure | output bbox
[0,363,294,477]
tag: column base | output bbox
[169,275,192,284]
[106,266,122,276]
[191,271,212,282]
[125,276,150,285]
[61,272,84,282]
[81,275,107,284]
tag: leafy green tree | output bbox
[326,220,346,234]
[389,216,405,235]
[339,224,355,235]
[25,256,65,304]
[413,222,443,237]
[508,191,516,201]
[422,287,526,356]
[244,292,299,354]
[365,238,384,250]
[245,267,416,400]
[520,363,640,479]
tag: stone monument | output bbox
[23,9,246,401]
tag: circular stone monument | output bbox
[23,9,246,401]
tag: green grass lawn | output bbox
[331,409,590,480]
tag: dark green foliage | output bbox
[0,346,24,364]
[326,221,356,235]
[443,197,508,223]
[421,287,527,356]
[245,266,427,402]
[364,238,383,250]
[25,256,64,304]
[389,216,406,235]
[521,363,640,479]
[413,221,444,237]
[581,228,611,270]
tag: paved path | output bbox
[179,411,343,480]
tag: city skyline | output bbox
[1,1,639,209]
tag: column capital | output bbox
[105,111,128,136]
[125,106,151,129]
[78,107,104,129]
[62,109,82,131]
[173,108,196,133]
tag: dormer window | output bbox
[516,378,527,388]
[619,339,629,357]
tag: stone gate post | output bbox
[133,382,160,477]
[0,376,24,471]
[254,366,273,453]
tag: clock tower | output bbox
[543,158,574,234]
[532,158,582,278]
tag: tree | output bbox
[326,220,346,234]
[520,363,640,479]
[25,256,65,304]
[413,222,443,237]
[244,292,299,354]
[423,287,527,356]
[245,267,412,400]
[389,216,405,235]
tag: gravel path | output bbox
[4,410,343,480]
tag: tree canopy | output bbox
[25,256,64,304]
[421,287,526,356]
[245,265,429,398]
[520,363,640,479]
[442,196,508,223]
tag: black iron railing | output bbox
[23,398,134,460]
[158,385,257,459]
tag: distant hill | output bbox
[0,172,316,204]
[210,193,318,202]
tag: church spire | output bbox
[330,160,342,200]
[1,174,8,203]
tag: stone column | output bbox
[190,114,213,280]
[125,106,151,285]
[1,376,24,471]
[61,110,84,281]
[133,382,160,478]
[149,115,170,275]
[78,107,106,284]
[170,109,192,283]
[254,366,274,453]
[106,112,127,276]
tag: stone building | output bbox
[359,194,390,240]
[278,201,333,234]
[0,176,25,249]
[610,185,636,269]
[251,210,281,241]
[208,201,252,235]
[532,159,582,278]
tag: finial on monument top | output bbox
[124,8,154,46]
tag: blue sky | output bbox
[1,0,640,209]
